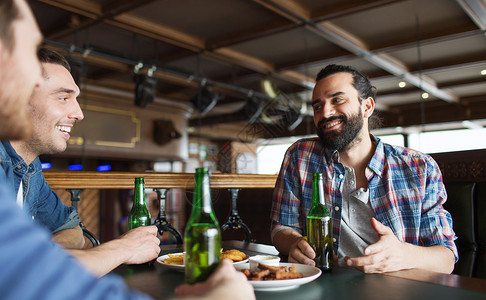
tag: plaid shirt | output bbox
[271,135,458,260]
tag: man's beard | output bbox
[316,110,363,151]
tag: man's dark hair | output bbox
[316,64,377,103]
[315,64,381,129]
[38,48,71,72]
[0,0,20,51]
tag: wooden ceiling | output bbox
[29,0,486,141]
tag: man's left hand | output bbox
[344,217,409,273]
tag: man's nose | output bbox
[70,101,84,121]
[322,103,335,118]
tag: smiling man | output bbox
[0,48,161,277]
[1,48,84,248]
[0,1,253,299]
[271,64,457,274]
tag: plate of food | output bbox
[157,249,248,272]
[234,262,322,292]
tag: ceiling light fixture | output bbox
[421,92,429,99]
[481,69,486,76]
[240,93,265,124]
[191,83,219,115]
[134,63,157,108]
[398,81,407,88]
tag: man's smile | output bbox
[55,125,71,133]
[322,119,342,129]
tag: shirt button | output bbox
[334,206,340,211]
[333,238,337,243]
[339,174,344,179]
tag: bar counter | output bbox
[116,241,486,300]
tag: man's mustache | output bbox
[317,115,346,128]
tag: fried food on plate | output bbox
[163,253,184,265]
[221,249,247,262]
[242,263,303,281]
[163,249,247,265]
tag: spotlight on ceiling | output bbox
[191,85,219,114]
[134,63,157,108]
[240,95,265,124]
[285,107,303,131]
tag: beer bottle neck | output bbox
[312,178,325,206]
[134,180,146,206]
[193,172,213,214]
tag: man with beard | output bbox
[271,64,457,274]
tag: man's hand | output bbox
[344,217,408,273]
[174,259,255,300]
[272,229,316,266]
[288,237,316,266]
[67,225,160,277]
[117,225,161,264]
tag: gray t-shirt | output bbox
[337,166,379,258]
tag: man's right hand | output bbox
[272,228,316,266]
[288,237,316,266]
[118,225,160,264]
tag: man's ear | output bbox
[363,97,375,118]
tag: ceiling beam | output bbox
[37,0,101,18]
[251,0,459,103]
[310,0,408,22]
[40,0,314,90]
[314,23,459,103]
[39,0,157,39]
[456,0,486,30]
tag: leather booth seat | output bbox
[444,182,486,278]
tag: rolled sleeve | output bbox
[52,210,80,233]
[28,171,79,232]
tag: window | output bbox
[256,128,486,174]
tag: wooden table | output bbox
[116,241,486,300]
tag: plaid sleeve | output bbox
[270,146,304,232]
[419,155,458,261]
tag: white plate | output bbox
[157,252,249,272]
[157,252,185,272]
[234,262,322,292]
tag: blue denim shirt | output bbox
[0,177,150,299]
[0,141,78,232]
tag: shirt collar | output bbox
[1,140,40,173]
[367,135,385,179]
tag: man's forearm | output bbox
[52,226,85,249]
[403,244,455,274]
[67,239,131,277]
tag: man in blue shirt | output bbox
[0,47,163,277]
[0,0,254,299]
[0,48,82,246]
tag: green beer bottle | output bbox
[128,177,151,230]
[184,167,221,283]
[306,173,333,272]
